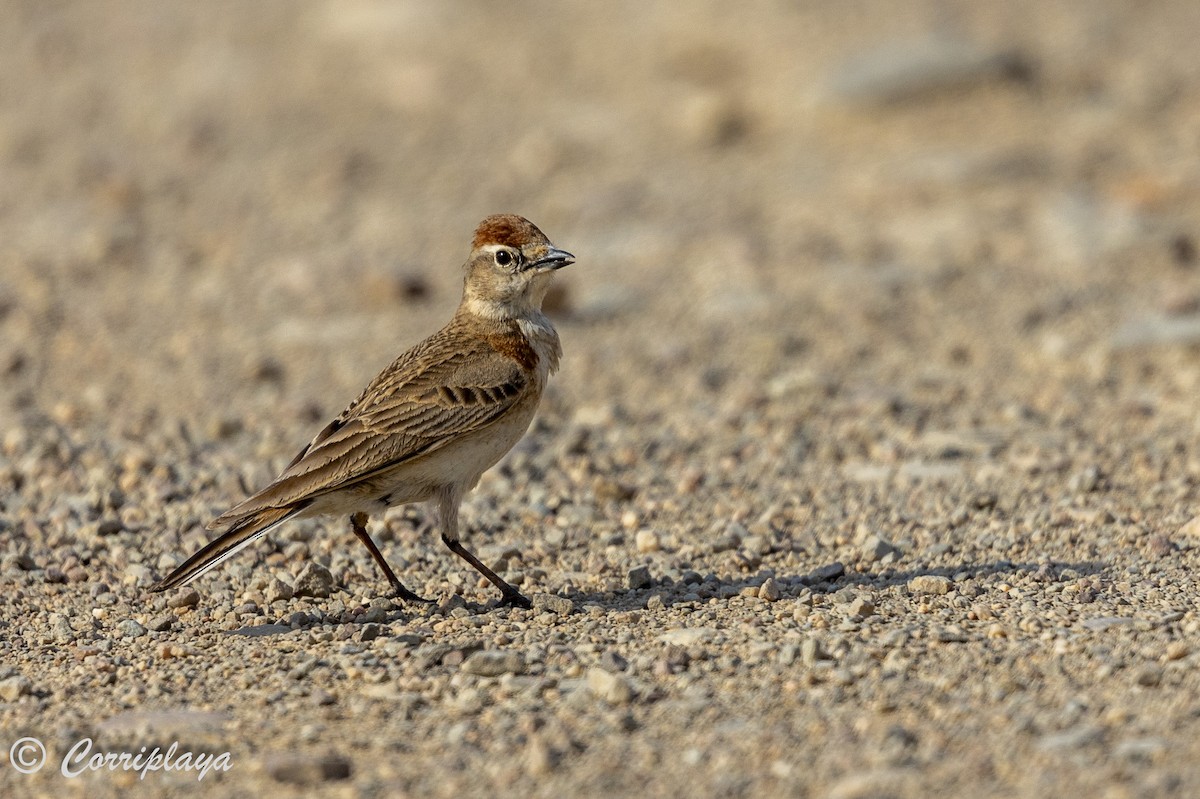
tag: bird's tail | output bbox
[149,503,309,593]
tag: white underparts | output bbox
[518,313,562,377]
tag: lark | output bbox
[150,214,574,609]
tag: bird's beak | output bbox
[529,247,575,271]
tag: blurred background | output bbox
[5,5,1200,795]
[1,0,1198,443]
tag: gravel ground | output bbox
[3,2,1200,797]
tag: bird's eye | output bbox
[494,250,514,267]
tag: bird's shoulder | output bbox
[343,315,537,418]
[278,315,535,470]
[257,315,539,499]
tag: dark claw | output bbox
[391,584,434,605]
[497,591,532,610]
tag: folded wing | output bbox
[210,337,528,529]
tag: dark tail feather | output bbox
[149,504,308,593]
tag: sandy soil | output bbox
[3,2,1200,797]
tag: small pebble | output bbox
[461,650,526,677]
[800,638,826,666]
[627,566,652,590]
[293,562,335,598]
[265,752,352,784]
[1165,642,1189,661]
[0,675,32,702]
[147,614,175,632]
[266,578,295,603]
[288,658,318,680]
[635,529,660,553]
[117,619,147,638]
[524,735,556,777]
[908,575,952,595]
[1135,664,1163,688]
[808,562,846,583]
[97,519,124,536]
[1178,515,1200,539]
[587,667,633,705]
[845,597,875,620]
[860,535,902,563]
[758,578,782,602]
[166,587,201,609]
[360,606,388,624]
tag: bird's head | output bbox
[461,214,574,319]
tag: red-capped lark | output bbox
[151,214,574,609]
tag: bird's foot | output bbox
[391,583,434,605]
[496,590,532,610]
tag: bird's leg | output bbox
[437,490,532,609]
[349,512,430,604]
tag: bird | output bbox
[150,214,575,609]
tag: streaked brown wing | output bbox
[210,349,528,527]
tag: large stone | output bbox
[531,593,575,616]
[293,562,335,598]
